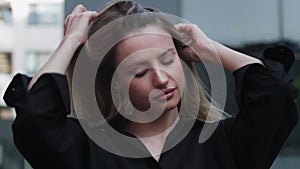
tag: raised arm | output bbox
[175,23,298,168]
[3,5,98,169]
[28,4,97,90]
[174,23,263,72]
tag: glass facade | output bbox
[28,3,61,25]
[0,53,11,74]
[0,3,12,24]
[0,1,63,168]
[25,51,50,75]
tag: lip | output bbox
[154,87,177,100]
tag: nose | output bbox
[152,69,169,88]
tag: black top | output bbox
[3,46,299,169]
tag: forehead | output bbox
[115,26,175,64]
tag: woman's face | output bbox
[113,25,185,113]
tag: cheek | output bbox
[178,64,186,90]
[168,59,186,93]
[117,73,150,98]
[128,80,149,98]
[128,79,152,110]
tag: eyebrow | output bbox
[126,48,175,70]
[127,61,148,70]
[157,48,175,59]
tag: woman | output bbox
[3,1,298,169]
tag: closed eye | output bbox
[161,52,175,65]
[134,69,148,78]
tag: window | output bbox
[0,52,12,74]
[28,3,62,25]
[0,3,12,24]
[25,51,50,75]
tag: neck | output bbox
[126,107,180,138]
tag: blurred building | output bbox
[0,0,64,168]
[0,0,64,117]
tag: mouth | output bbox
[154,87,177,100]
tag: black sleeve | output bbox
[231,45,299,169]
[3,73,88,169]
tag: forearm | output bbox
[27,4,97,90]
[28,35,82,90]
[210,40,263,72]
[231,54,298,168]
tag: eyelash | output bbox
[162,59,174,65]
[161,54,174,65]
[133,52,175,78]
[134,69,148,78]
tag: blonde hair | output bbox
[67,0,229,124]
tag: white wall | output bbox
[0,0,64,106]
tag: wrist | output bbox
[63,34,86,48]
[199,38,221,64]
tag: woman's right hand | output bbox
[64,4,98,44]
[28,4,97,90]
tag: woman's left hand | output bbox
[175,23,263,72]
[174,23,220,64]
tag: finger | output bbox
[64,15,71,26]
[64,15,69,26]
[174,23,189,32]
[89,12,98,24]
[175,23,197,36]
[64,15,71,35]
[174,24,194,45]
[65,11,96,28]
[72,4,87,14]
[81,11,98,24]
[88,11,98,20]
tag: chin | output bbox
[164,99,180,112]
